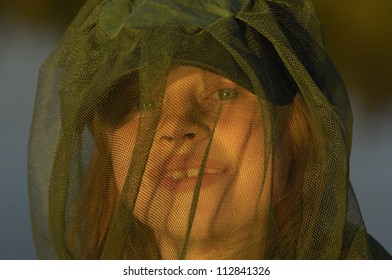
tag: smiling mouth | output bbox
[166,168,227,180]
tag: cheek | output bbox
[213,104,266,211]
[232,120,266,213]
[110,118,139,191]
[215,102,264,161]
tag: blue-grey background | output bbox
[1,17,391,259]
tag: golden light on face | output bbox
[110,66,272,258]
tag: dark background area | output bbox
[1,0,391,259]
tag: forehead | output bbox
[166,66,235,89]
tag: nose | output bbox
[158,116,211,144]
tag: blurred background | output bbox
[0,0,391,259]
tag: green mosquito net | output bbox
[28,0,383,259]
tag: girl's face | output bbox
[111,66,271,244]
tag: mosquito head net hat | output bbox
[29,0,384,259]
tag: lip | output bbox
[166,167,227,180]
[151,155,230,192]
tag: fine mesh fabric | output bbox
[29,0,374,259]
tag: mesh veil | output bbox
[28,0,373,259]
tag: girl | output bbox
[28,0,390,259]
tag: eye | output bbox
[211,88,239,100]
